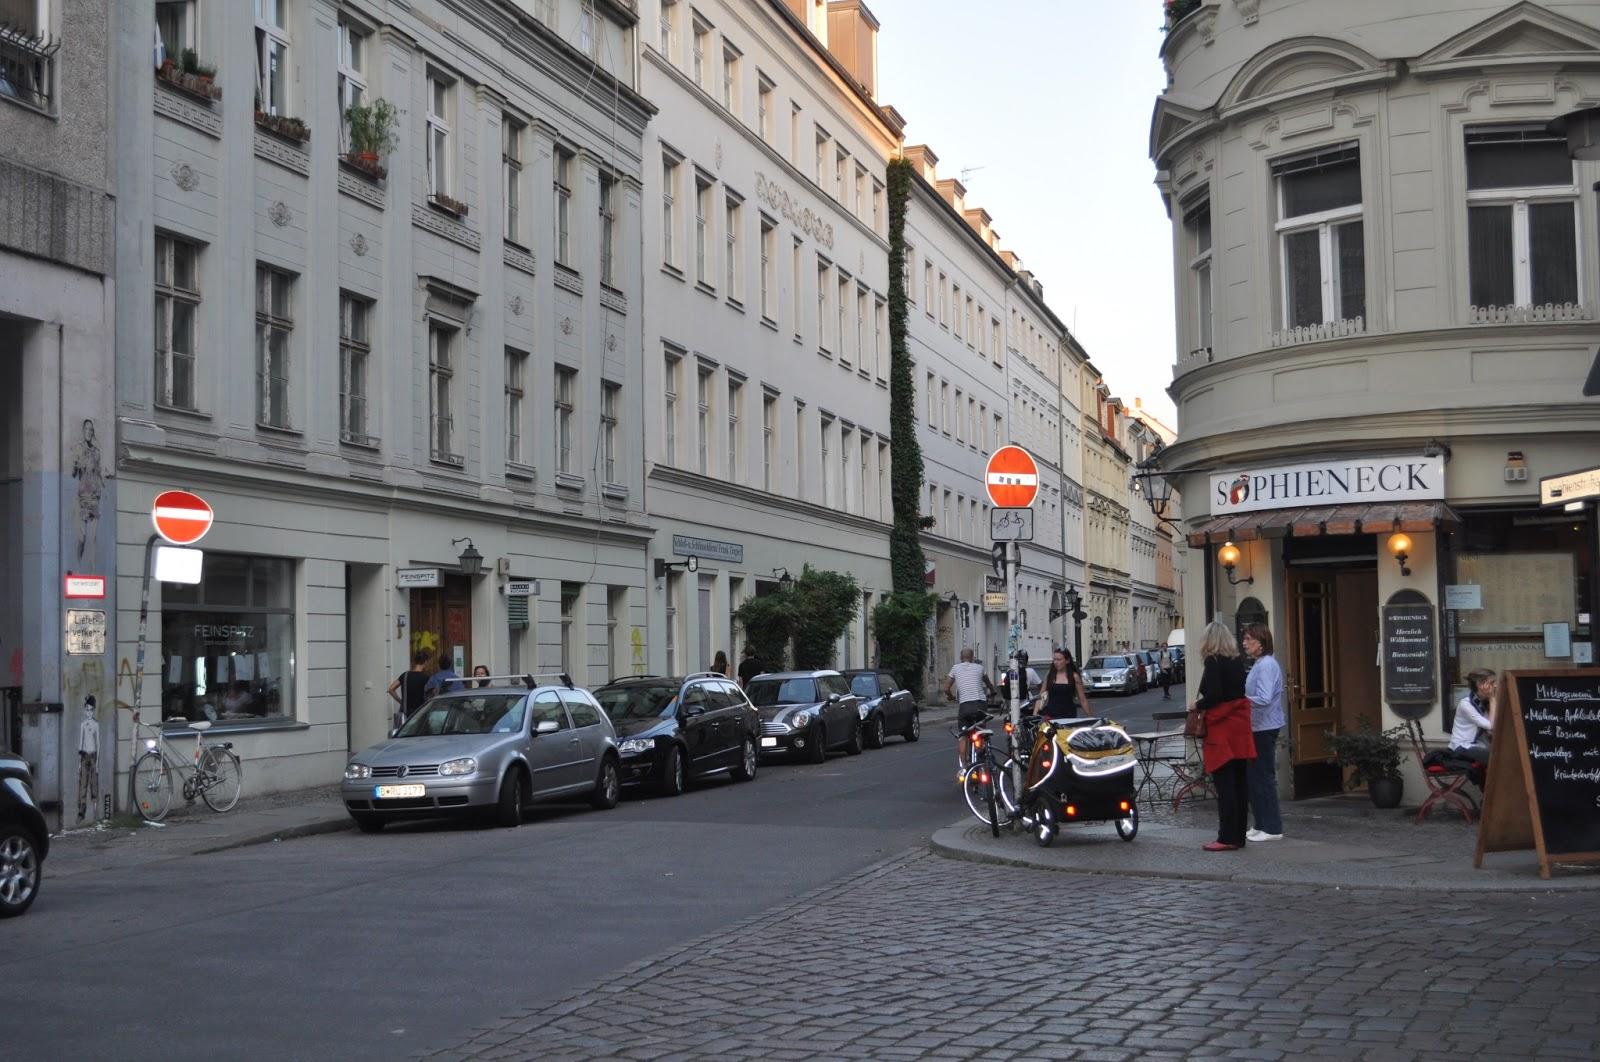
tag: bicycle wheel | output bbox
[131,753,173,822]
[984,777,1000,838]
[199,748,243,812]
[961,763,994,824]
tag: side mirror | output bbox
[534,719,560,735]
[826,693,841,704]
[388,727,399,738]
[682,703,705,717]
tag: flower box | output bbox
[428,193,470,219]
[255,111,310,144]
[157,61,221,102]
[342,152,388,181]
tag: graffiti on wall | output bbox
[70,419,105,563]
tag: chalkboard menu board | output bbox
[1381,597,1436,713]
[1476,669,1600,879]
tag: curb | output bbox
[190,815,352,856]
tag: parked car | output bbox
[1168,646,1186,683]
[342,679,620,832]
[0,751,47,918]
[841,669,921,747]
[1083,655,1140,696]
[592,673,761,795]
[1137,650,1160,689]
[744,671,862,762]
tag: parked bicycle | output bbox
[129,713,243,822]
[955,713,1007,837]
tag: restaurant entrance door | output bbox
[409,575,473,677]
[1286,563,1380,797]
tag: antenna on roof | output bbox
[959,165,985,184]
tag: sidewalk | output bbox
[932,789,1600,892]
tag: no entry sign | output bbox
[151,490,213,545]
[985,446,1039,509]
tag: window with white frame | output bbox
[836,272,850,365]
[664,351,681,465]
[255,0,290,117]
[762,393,776,491]
[789,101,802,165]
[1185,197,1212,352]
[503,116,525,244]
[692,15,710,90]
[694,174,713,286]
[794,401,806,495]
[555,366,576,474]
[255,265,293,429]
[599,172,618,287]
[505,348,527,464]
[659,0,678,60]
[925,371,935,423]
[339,292,373,444]
[873,296,886,380]
[939,379,949,434]
[903,244,915,304]
[817,258,831,351]
[721,42,740,112]
[555,148,574,266]
[696,365,711,474]
[726,377,742,479]
[157,2,195,67]
[938,272,948,326]
[877,441,888,515]
[1274,144,1364,329]
[725,192,742,301]
[1465,127,1579,312]
[426,73,453,199]
[835,147,848,202]
[840,426,853,512]
[601,381,620,483]
[662,153,681,269]
[923,261,933,315]
[757,73,774,143]
[954,387,965,443]
[815,128,828,185]
[991,317,1001,364]
[968,397,977,449]
[859,433,870,517]
[820,416,833,505]
[578,0,599,59]
[855,287,867,369]
[532,0,557,29]
[428,322,458,462]
[759,217,776,319]
[336,17,368,148]
[855,165,867,217]
[154,234,200,411]
[964,295,974,346]
[791,237,803,337]
[951,284,962,340]
[872,179,884,234]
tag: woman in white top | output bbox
[1450,668,1497,769]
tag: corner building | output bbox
[640,0,899,674]
[111,0,653,800]
[1152,1,1600,798]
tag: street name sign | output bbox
[990,506,1034,541]
[151,490,213,545]
[985,445,1039,509]
[1540,465,1600,507]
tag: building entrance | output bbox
[1286,561,1380,797]
[409,575,473,676]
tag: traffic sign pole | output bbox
[1008,541,1023,802]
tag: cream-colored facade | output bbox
[1082,370,1131,656]
[1153,0,1600,798]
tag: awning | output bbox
[1186,502,1460,548]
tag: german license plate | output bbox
[374,784,426,799]
[760,737,778,748]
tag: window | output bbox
[815,128,828,185]
[532,0,557,29]
[560,583,581,674]
[904,244,915,305]
[695,174,713,286]
[428,322,458,462]
[692,15,710,90]
[794,401,806,495]
[835,148,848,201]
[578,1,598,59]
[817,258,831,351]
[762,393,776,490]
[336,18,368,148]
[757,74,774,142]
[968,396,977,448]
[840,427,853,512]
[721,43,739,112]
[871,179,884,233]
[606,586,626,677]
[426,73,452,199]
[555,366,576,474]
[856,288,867,369]
[727,378,742,479]
[159,555,296,726]
[938,272,948,326]
[820,416,833,505]
[964,296,975,346]
[991,318,1001,364]
[254,265,293,429]
[925,371,935,423]
[952,284,962,339]
[873,297,886,379]
[1274,144,1364,329]
[696,366,711,474]
[157,2,194,66]
[664,352,680,465]
[1185,199,1212,351]
[791,237,803,337]
[877,441,889,515]
[940,379,950,434]
[601,382,620,483]
[599,172,618,287]
[923,261,933,314]
[1466,127,1579,311]
[255,0,290,117]
[503,116,525,245]
[505,349,527,464]
[837,273,850,365]
[954,388,965,442]
[759,218,776,319]
[661,154,680,268]
[154,234,199,411]
[659,0,678,59]
[664,575,679,675]
[725,193,742,300]
[339,293,373,444]
[854,165,867,217]
[554,148,574,266]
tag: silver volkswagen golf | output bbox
[342,677,620,832]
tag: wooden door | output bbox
[1286,571,1338,767]
[1333,571,1380,736]
[409,576,473,674]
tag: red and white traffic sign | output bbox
[151,490,214,545]
[64,574,106,599]
[985,445,1040,509]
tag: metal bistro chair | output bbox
[1164,709,1216,810]
[1405,719,1479,824]
[1131,710,1189,808]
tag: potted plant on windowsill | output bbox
[1328,721,1406,809]
[255,108,310,145]
[1163,0,1202,30]
[343,98,399,180]
[158,47,222,101]
[428,192,470,219]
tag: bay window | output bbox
[1273,144,1364,330]
[1185,197,1213,352]
[1466,127,1579,313]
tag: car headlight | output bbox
[790,711,812,729]
[618,737,654,756]
[858,705,871,720]
[344,762,372,780]
[438,757,477,777]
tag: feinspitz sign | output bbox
[1209,454,1444,517]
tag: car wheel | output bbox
[807,724,828,763]
[844,720,863,756]
[495,769,525,828]
[659,744,687,798]
[731,737,758,782]
[351,813,384,834]
[0,824,41,918]
[591,756,621,810]
[902,710,921,742]
[865,715,885,750]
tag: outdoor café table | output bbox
[1128,710,1189,808]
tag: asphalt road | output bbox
[2,722,961,1061]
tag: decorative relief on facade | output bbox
[268,201,293,227]
[409,203,482,251]
[253,131,310,176]
[1269,315,1365,348]
[606,333,618,351]
[337,168,386,209]
[503,245,537,276]
[554,266,584,296]
[600,286,627,313]
[714,139,724,170]
[349,233,369,257]
[170,161,199,192]
[509,295,524,317]
[1196,5,1218,45]
[755,172,835,250]
[154,85,222,138]
[1233,0,1260,25]
[561,317,574,335]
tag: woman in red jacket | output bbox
[1188,621,1256,851]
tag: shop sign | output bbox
[503,580,539,598]
[64,574,106,599]
[1381,598,1437,711]
[984,575,1005,595]
[1540,465,1600,507]
[396,567,441,589]
[1445,584,1482,610]
[1209,454,1444,517]
[982,592,1008,613]
[672,534,743,565]
[66,609,106,655]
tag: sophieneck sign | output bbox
[1209,454,1444,517]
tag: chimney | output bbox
[902,144,939,182]
[826,0,880,98]
[1000,249,1021,271]
[962,207,993,244]
[935,177,966,214]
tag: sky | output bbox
[870,0,1178,424]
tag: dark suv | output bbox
[745,670,862,762]
[593,674,761,796]
[1,751,47,917]
[840,669,920,748]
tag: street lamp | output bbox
[453,537,484,578]
[1132,448,1181,532]
[1217,541,1253,586]
[772,567,793,592]
[1062,585,1086,663]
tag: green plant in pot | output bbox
[1328,720,1405,808]
[345,98,399,169]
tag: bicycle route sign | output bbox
[990,506,1034,541]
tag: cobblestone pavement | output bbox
[424,850,1600,1061]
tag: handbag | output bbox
[1184,709,1207,739]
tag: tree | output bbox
[791,565,861,670]
[733,591,796,672]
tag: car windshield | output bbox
[595,685,677,720]
[849,674,878,697]
[395,695,526,737]
[1087,656,1129,669]
[746,677,817,706]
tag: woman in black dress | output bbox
[1037,648,1090,720]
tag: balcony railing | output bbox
[1269,316,1365,348]
[1175,345,1212,374]
[0,21,58,112]
[1469,302,1591,325]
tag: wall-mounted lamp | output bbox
[1388,532,1413,577]
[655,554,700,579]
[1217,541,1253,586]
[452,537,484,578]
[771,567,793,592]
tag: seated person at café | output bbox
[1449,668,1497,779]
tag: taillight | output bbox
[1065,804,1078,817]
[1119,800,1131,812]
[1004,721,1014,734]
[973,734,984,749]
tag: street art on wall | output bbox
[71,418,105,563]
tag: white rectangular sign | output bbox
[1444,584,1482,610]
[1208,454,1444,517]
[504,580,539,598]
[982,592,1009,612]
[64,574,106,599]
[990,507,1034,541]
[1540,465,1600,507]
[396,567,441,589]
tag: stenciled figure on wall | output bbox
[77,695,100,820]
[71,418,105,562]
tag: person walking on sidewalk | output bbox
[1188,621,1255,851]
[1242,623,1285,842]
[387,649,432,730]
[737,646,762,689]
[1038,648,1089,720]
[1157,647,1174,700]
